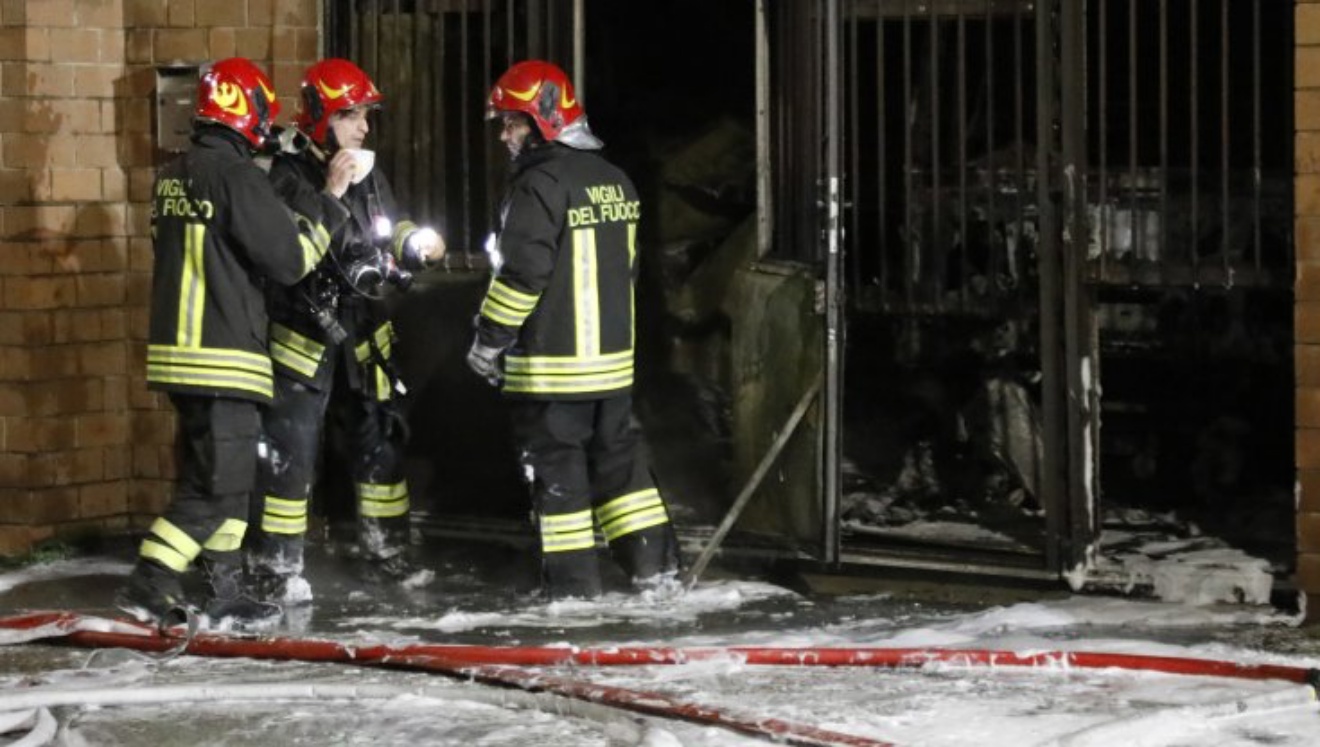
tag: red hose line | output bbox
[2,610,1316,688]
[0,611,894,747]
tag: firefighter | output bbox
[467,60,680,599]
[114,58,335,629]
[243,59,446,604]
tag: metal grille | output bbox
[326,0,575,263]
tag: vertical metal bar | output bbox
[1160,0,1168,270]
[848,0,860,299]
[574,0,585,101]
[1036,0,1065,573]
[824,0,843,569]
[462,3,473,255]
[437,6,452,257]
[1100,0,1109,273]
[1220,0,1230,276]
[1191,0,1199,276]
[985,0,995,285]
[958,11,968,311]
[903,0,915,307]
[412,0,426,223]
[756,0,772,258]
[506,0,515,68]
[1128,0,1140,266]
[877,0,888,302]
[528,0,541,60]
[929,1,941,309]
[1253,0,1262,270]
[1014,2,1025,291]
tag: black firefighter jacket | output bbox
[475,144,642,400]
[146,128,331,403]
[265,149,424,400]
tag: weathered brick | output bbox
[102,167,127,201]
[50,169,104,201]
[28,450,77,487]
[100,31,124,64]
[74,64,120,99]
[155,29,205,62]
[1302,512,1320,554]
[125,0,169,26]
[207,27,236,59]
[0,345,30,380]
[25,378,103,416]
[0,451,28,486]
[25,100,100,134]
[1,416,75,454]
[49,29,101,64]
[1302,47,1320,90]
[1300,3,1320,46]
[103,446,128,480]
[4,132,78,169]
[79,341,127,376]
[0,525,36,558]
[102,374,128,411]
[197,1,246,27]
[78,273,126,307]
[76,411,127,448]
[15,486,79,524]
[80,480,126,518]
[3,275,78,310]
[275,0,316,27]
[4,204,77,238]
[29,345,79,377]
[125,28,152,64]
[131,409,174,446]
[1302,427,1320,470]
[166,0,195,27]
[28,0,76,27]
[0,28,22,61]
[77,0,125,29]
[9,63,75,97]
[127,477,170,516]
[234,27,270,60]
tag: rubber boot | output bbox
[200,556,281,631]
[113,560,192,627]
[542,549,603,600]
[245,534,312,605]
[358,516,421,584]
[609,523,681,593]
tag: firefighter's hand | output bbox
[466,341,504,387]
[407,227,446,265]
[324,150,356,199]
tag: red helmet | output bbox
[194,58,280,149]
[295,59,384,147]
[487,60,602,149]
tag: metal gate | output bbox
[325,0,578,259]
[837,0,1293,576]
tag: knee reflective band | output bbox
[595,489,669,542]
[202,518,247,552]
[139,518,202,572]
[540,509,596,553]
[260,496,309,535]
[357,482,409,519]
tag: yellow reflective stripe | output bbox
[271,322,327,378]
[374,365,390,401]
[177,223,206,347]
[627,222,637,267]
[480,278,541,328]
[628,222,636,349]
[203,518,247,551]
[146,344,274,398]
[150,517,201,559]
[140,539,190,572]
[572,228,600,358]
[354,323,393,364]
[261,495,308,535]
[503,370,633,395]
[540,509,596,553]
[295,215,331,275]
[596,489,667,542]
[504,350,632,374]
[358,481,409,518]
[595,488,663,525]
[599,505,670,542]
[390,220,417,260]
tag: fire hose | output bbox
[2,610,1317,746]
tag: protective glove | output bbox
[466,340,504,387]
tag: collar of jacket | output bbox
[191,125,253,158]
[511,142,565,176]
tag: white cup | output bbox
[343,148,375,184]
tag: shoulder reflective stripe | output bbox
[150,517,202,558]
[572,228,600,358]
[177,223,207,347]
[202,518,247,552]
[599,506,670,542]
[140,539,190,572]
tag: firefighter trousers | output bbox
[129,395,260,587]
[245,370,411,578]
[509,395,678,599]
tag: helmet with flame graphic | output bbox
[295,59,384,147]
[194,58,280,149]
[487,60,601,150]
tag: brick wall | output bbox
[0,0,318,556]
[1299,0,1320,618]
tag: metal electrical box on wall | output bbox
[155,65,201,154]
